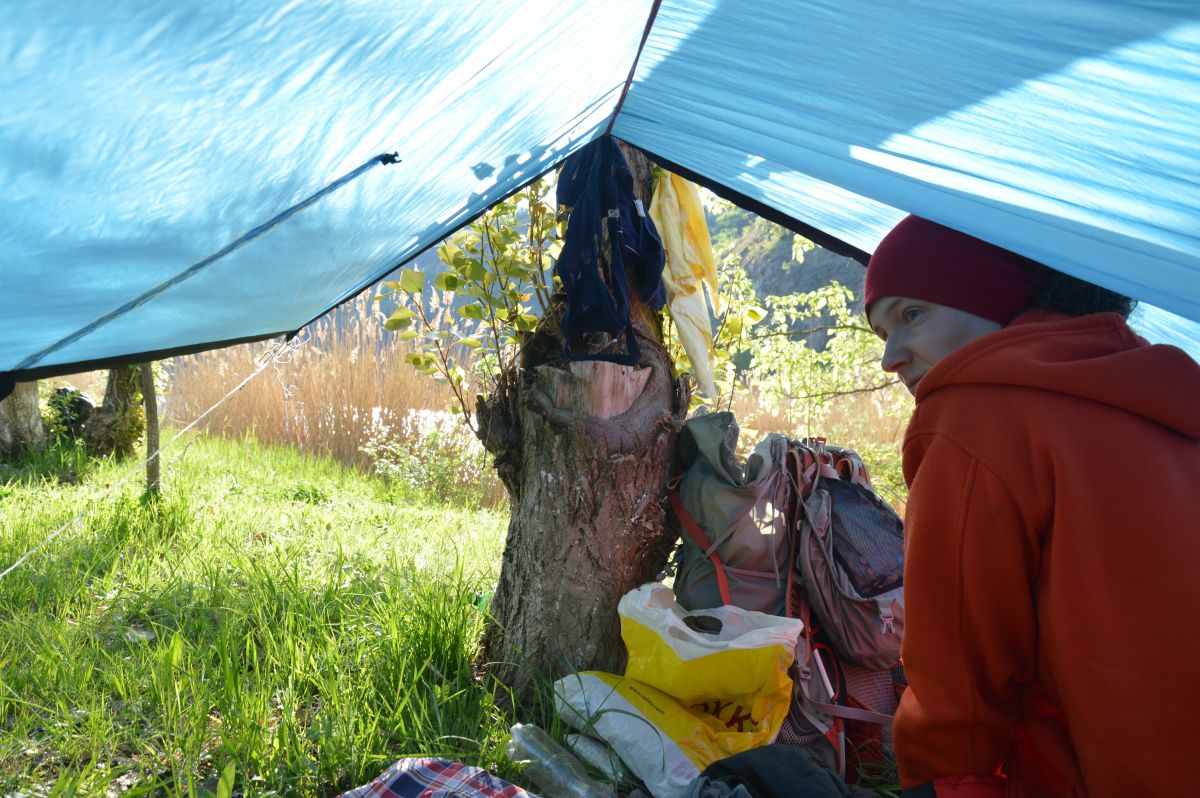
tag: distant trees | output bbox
[1,365,154,473]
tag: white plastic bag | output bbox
[555,584,803,798]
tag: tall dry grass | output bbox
[162,289,908,508]
[731,384,910,445]
[165,293,459,470]
[730,382,912,511]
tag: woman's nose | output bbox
[880,336,909,373]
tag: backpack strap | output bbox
[667,475,733,606]
[788,440,841,503]
[810,700,894,725]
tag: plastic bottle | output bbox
[505,723,617,798]
[565,733,631,787]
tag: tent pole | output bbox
[140,363,160,495]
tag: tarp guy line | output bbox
[605,0,664,137]
[0,335,303,583]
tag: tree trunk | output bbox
[478,144,685,700]
[141,363,160,494]
[0,381,45,459]
[85,366,145,458]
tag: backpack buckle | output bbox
[878,599,896,634]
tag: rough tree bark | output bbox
[477,144,686,699]
[85,366,145,458]
[0,381,45,458]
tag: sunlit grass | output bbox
[0,434,513,796]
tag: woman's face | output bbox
[867,297,1001,395]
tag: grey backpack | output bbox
[668,414,905,666]
[668,412,793,616]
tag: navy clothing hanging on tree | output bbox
[555,136,666,365]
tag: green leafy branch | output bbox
[376,179,560,428]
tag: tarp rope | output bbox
[605,0,662,136]
[14,152,400,373]
[0,334,305,583]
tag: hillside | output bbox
[705,203,865,304]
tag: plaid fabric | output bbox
[339,757,538,798]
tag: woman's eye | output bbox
[903,307,923,323]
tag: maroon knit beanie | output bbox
[864,215,1033,325]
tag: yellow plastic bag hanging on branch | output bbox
[555,584,803,798]
[649,170,721,399]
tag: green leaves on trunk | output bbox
[375,178,561,428]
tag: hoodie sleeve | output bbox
[895,432,1041,795]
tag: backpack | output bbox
[668,412,792,616]
[788,438,904,671]
[667,412,906,778]
[779,437,905,777]
[555,136,666,365]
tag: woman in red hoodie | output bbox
[863,216,1200,798]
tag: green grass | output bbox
[0,433,901,797]
[0,434,516,796]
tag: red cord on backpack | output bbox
[667,475,734,606]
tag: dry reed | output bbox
[165,292,461,470]
[731,382,910,445]
[155,289,909,509]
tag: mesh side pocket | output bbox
[777,708,837,771]
[825,479,905,598]
[843,665,900,773]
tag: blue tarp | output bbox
[3,0,1199,382]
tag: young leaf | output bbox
[494,228,518,249]
[384,307,416,330]
[724,314,744,338]
[434,272,463,291]
[463,258,487,282]
[399,268,425,293]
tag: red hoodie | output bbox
[893,311,1200,797]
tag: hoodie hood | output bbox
[915,310,1200,440]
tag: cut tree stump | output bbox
[535,361,652,420]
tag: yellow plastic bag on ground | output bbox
[555,584,803,798]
